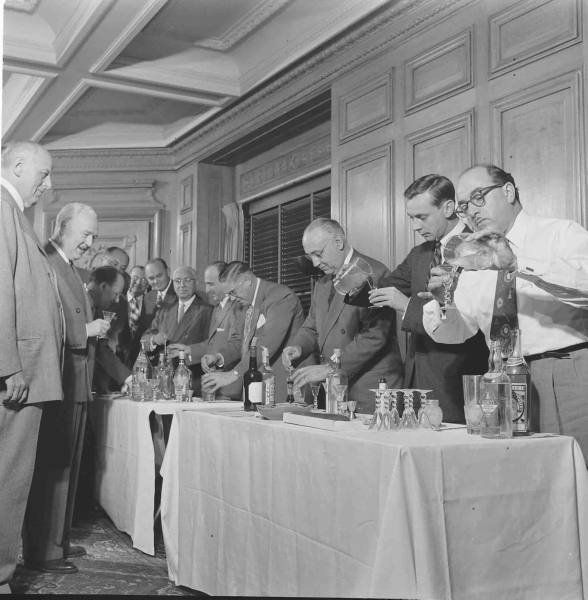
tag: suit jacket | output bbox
[44,242,95,405]
[292,250,404,413]
[0,188,63,404]
[384,238,489,422]
[143,285,177,327]
[220,279,305,401]
[187,298,245,368]
[117,293,153,368]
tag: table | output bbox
[164,410,588,599]
[88,396,235,555]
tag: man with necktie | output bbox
[144,257,177,322]
[282,218,403,414]
[423,164,588,460]
[168,261,245,384]
[364,175,488,422]
[0,141,64,592]
[23,202,109,574]
[201,261,305,400]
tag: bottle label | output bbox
[263,377,275,405]
[511,382,528,432]
[249,382,263,404]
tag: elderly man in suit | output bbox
[283,218,403,414]
[365,175,489,422]
[201,261,305,400]
[0,141,64,592]
[23,202,109,574]
[168,261,245,376]
[141,266,212,385]
[144,258,177,317]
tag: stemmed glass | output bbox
[309,383,321,410]
[100,310,116,339]
[333,256,374,296]
[369,388,383,430]
[333,383,348,416]
[347,399,357,420]
[415,389,433,425]
[400,389,419,430]
[389,389,400,429]
[437,264,461,320]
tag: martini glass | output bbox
[100,310,116,339]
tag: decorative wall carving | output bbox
[489,0,581,78]
[491,71,585,222]
[404,29,473,114]
[239,134,330,196]
[222,203,243,262]
[179,222,193,267]
[338,71,393,144]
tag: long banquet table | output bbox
[164,409,588,599]
[88,395,236,555]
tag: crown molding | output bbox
[173,0,475,167]
[5,0,40,13]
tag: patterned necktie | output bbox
[431,240,443,269]
[243,306,254,345]
[156,291,165,308]
[128,296,141,332]
[177,302,185,323]
[327,278,336,308]
[490,270,518,354]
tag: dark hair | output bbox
[404,174,455,206]
[479,164,520,203]
[145,257,168,271]
[89,266,120,287]
[218,261,251,283]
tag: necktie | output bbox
[431,240,443,269]
[156,291,165,308]
[490,270,518,355]
[129,296,141,332]
[177,302,185,323]
[327,278,336,308]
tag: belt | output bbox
[525,342,588,362]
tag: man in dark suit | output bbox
[142,266,212,390]
[201,262,305,400]
[368,174,488,422]
[168,261,245,376]
[22,202,110,574]
[283,218,404,414]
[0,141,64,592]
[144,257,177,320]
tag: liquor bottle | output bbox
[131,340,151,401]
[326,349,348,414]
[173,350,192,402]
[260,346,275,407]
[480,340,512,439]
[286,371,295,404]
[506,329,532,435]
[243,338,262,411]
[158,351,174,400]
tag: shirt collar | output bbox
[343,247,354,267]
[1,178,25,212]
[49,239,71,264]
[219,295,229,309]
[158,280,172,299]
[251,277,261,307]
[179,294,196,310]
[440,220,466,246]
[127,290,143,305]
[504,210,529,250]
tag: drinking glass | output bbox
[389,390,400,429]
[347,399,357,420]
[333,256,374,297]
[309,383,321,410]
[333,383,348,416]
[400,389,419,430]
[462,374,483,435]
[436,264,461,320]
[100,310,116,339]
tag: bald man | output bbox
[0,142,64,590]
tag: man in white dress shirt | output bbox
[423,164,588,459]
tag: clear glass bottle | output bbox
[158,351,174,400]
[173,350,192,402]
[243,338,262,411]
[260,346,275,406]
[326,349,347,414]
[480,340,513,439]
[132,340,151,401]
[505,329,532,435]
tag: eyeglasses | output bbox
[455,184,504,216]
[173,278,195,285]
[305,239,330,262]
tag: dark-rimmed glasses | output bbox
[455,184,504,216]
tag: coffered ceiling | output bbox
[2,0,390,151]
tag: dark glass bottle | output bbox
[243,338,262,411]
[506,329,533,435]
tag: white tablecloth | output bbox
[165,410,588,599]
[88,396,233,554]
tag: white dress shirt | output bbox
[423,211,588,355]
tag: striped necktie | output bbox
[177,302,185,323]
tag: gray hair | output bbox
[304,218,345,239]
[52,202,97,243]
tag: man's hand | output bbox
[368,286,409,311]
[201,353,223,373]
[282,346,302,370]
[291,364,331,389]
[3,371,29,406]
[167,343,190,359]
[121,375,133,395]
[86,318,109,338]
[151,332,167,347]
[447,230,517,271]
[201,370,237,393]
[419,266,453,304]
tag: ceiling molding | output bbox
[3,58,60,78]
[49,147,176,173]
[5,0,40,13]
[173,0,474,166]
[196,0,291,51]
[54,0,114,66]
[89,0,169,73]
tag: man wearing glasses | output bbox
[282,218,403,414]
[141,266,212,384]
[422,164,588,460]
